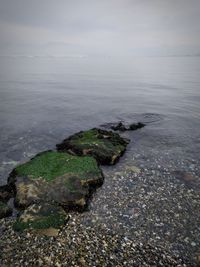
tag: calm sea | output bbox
[0,56,200,184]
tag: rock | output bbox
[56,128,130,165]
[125,165,141,174]
[78,257,87,266]
[14,175,90,209]
[13,203,68,235]
[196,255,200,263]
[8,151,103,209]
[0,201,12,219]
[111,122,128,131]
[111,122,145,131]
[129,122,145,130]
[14,176,47,208]
[45,174,90,208]
[0,184,13,202]
[172,171,199,188]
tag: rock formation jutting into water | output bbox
[0,123,144,235]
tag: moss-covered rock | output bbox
[0,201,12,219]
[56,128,130,165]
[13,203,68,235]
[9,150,102,183]
[8,151,103,209]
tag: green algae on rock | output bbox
[13,203,68,235]
[56,128,130,165]
[0,201,12,219]
[9,150,102,183]
[8,151,103,209]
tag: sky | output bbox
[0,0,200,56]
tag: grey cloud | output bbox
[0,0,199,56]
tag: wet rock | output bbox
[13,203,68,235]
[56,128,129,165]
[45,174,90,209]
[125,165,141,174]
[196,255,200,263]
[111,122,127,131]
[129,122,145,130]
[14,176,47,208]
[8,151,103,209]
[14,175,90,209]
[173,171,200,189]
[111,122,145,131]
[114,165,141,177]
[0,184,13,202]
[0,201,12,219]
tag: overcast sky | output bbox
[0,0,200,56]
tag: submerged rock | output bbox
[125,165,141,174]
[172,170,200,189]
[129,122,145,130]
[111,122,127,131]
[111,122,145,131]
[56,128,129,165]
[0,201,12,219]
[0,184,13,202]
[8,151,103,209]
[13,203,68,235]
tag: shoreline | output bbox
[1,157,200,266]
[0,123,200,266]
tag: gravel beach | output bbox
[0,124,200,267]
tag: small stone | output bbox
[196,255,200,262]
[79,257,86,266]
[191,241,196,247]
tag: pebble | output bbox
[0,132,200,266]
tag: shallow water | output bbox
[0,56,200,183]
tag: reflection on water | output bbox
[0,56,200,184]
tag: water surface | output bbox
[0,56,200,183]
